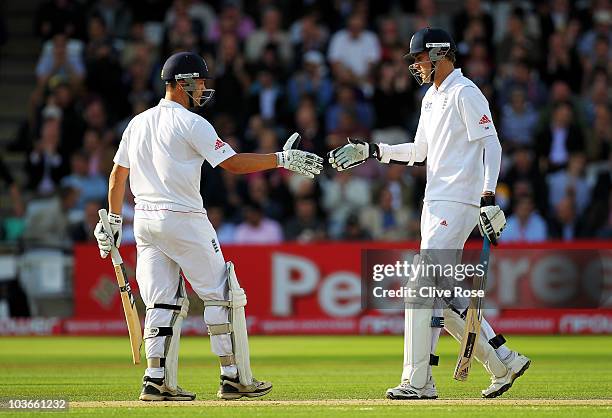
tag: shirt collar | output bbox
[159,98,185,109]
[437,68,462,92]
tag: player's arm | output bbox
[219,133,323,178]
[94,163,128,258]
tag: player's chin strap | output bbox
[203,262,253,387]
[143,276,189,391]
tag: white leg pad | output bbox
[443,307,507,378]
[401,305,433,388]
[226,262,253,386]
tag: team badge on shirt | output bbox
[214,139,226,150]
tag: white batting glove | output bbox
[93,213,123,258]
[327,138,380,171]
[478,195,506,246]
[276,132,324,178]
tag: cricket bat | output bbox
[99,209,142,365]
[453,237,491,381]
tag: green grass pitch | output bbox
[1,335,611,417]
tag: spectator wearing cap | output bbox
[287,51,333,112]
[234,203,283,244]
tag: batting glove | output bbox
[327,138,380,171]
[276,132,324,178]
[93,212,123,258]
[478,194,506,246]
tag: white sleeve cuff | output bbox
[377,143,416,165]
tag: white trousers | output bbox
[133,209,232,360]
[402,201,479,384]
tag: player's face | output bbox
[411,51,433,83]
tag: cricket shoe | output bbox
[217,375,273,400]
[482,352,531,398]
[139,376,196,401]
[386,377,437,400]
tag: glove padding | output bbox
[327,138,379,171]
[276,132,324,178]
[478,195,506,245]
[93,212,123,258]
[230,287,247,308]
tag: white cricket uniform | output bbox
[114,98,236,361]
[378,69,503,387]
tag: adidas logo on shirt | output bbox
[214,139,226,150]
[478,115,491,124]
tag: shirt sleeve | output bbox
[113,124,131,168]
[189,118,236,167]
[458,86,498,142]
[482,135,502,193]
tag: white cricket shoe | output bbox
[386,377,437,400]
[482,352,531,398]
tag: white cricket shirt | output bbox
[416,69,497,206]
[114,98,236,212]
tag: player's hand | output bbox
[327,138,379,171]
[276,132,324,178]
[93,213,123,258]
[478,194,506,246]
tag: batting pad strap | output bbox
[219,355,236,366]
[203,300,231,307]
[147,303,182,311]
[430,316,444,328]
[143,326,173,339]
[429,354,439,366]
[488,334,506,349]
[147,358,166,368]
[207,323,232,335]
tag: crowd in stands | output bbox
[1,0,610,247]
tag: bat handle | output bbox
[98,209,123,265]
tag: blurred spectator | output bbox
[501,147,548,213]
[26,118,67,195]
[234,203,283,244]
[35,33,85,89]
[164,0,216,40]
[548,196,584,241]
[60,151,108,210]
[453,0,494,55]
[372,60,412,130]
[360,186,411,240]
[247,68,286,124]
[586,104,611,162]
[293,99,326,156]
[500,88,538,149]
[161,3,204,56]
[378,17,402,62]
[284,197,326,242]
[502,195,548,243]
[496,7,539,68]
[0,158,25,219]
[547,152,592,216]
[246,175,283,221]
[542,31,582,92]
[213,34,249,119]
[50,81,86,158]
[341,212,372,241]
[290,11,329,68]
[321,170,371,238]
[328,13,381,84]
[535,102,585,172]
[287,51,334,112]
[207,206,236,244]
[326,84,374,132]
[89,0,132,39]
[22,186,77,248]
[69,199,102,242]
[207,1,255,43]
[497,60,547,108]
[245,7,292,67]
[35,0,86,40]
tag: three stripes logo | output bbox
[214,139,226,150]
[479,115,491,125]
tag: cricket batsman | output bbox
[94,52,323,401]
[328,28,530,399]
